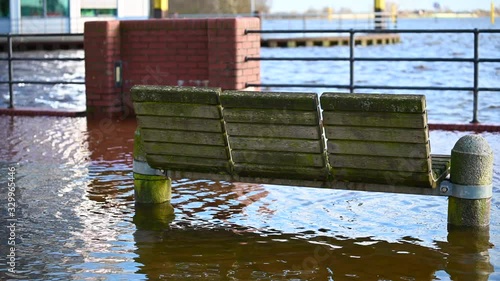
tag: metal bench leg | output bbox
[447,135,494,229]
[133,128,171,204]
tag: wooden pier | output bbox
[0,33,400,52]
[261,33,401,48]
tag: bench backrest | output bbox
[132,86,449,190]
[132,86,231,174]
[220,91,328,181]
[320,93,434,187]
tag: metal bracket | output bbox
[133,160,165,176]
[439,180,492,199]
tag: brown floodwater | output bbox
[0,115,499,280]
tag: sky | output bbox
[270,0,495,13]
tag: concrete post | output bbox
[448,135,494,229]
[133,128,172,204]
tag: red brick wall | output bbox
[84,20,122,118]
[84,18,261,118]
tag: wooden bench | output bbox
[131,85,451,195]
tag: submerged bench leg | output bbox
[133,128,172,204]
[448,135,494,229]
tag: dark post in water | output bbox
[374,0,386,30]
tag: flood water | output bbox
[0,17,499,280]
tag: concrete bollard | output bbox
[448,135,494,229]
[133,128,172,204]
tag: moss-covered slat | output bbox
[141,129,226,146]
[230,137,322,153]
[131,85,220,104]
[134,103,221,119]
[221,91,319,110]
[329,155,431,172]
[223,108,318,125]
[138,116,223,132]
[226,123,320,139]
[233,164,328,181]
[144,142,229,160]
[321,93,426,113]
[147,154,230,173]
[232,151,325,167]
[328,140,429,158]
[325,126,428,143]
[332,168,433,188]
[322,111,426,128]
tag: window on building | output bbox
[46,0,69,16]
[21,0,68,17]
[21,0,44,16]
[0,0,9,18]
[81,8,117,17]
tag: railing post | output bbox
[7,33,14,109]
[472,29,479,123]
[349,30,355,93]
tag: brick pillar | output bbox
[207,18,261,90]
[84,21,123,118]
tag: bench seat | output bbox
[132,86,450,193]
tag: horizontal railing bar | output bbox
[246,83,475,91]
[478,58,500,63]
[247,57,477,62]
[0,33,83,38]
[247,83,351,88]
[0,57,84,61]
[246,29,500,34]
[478,87,500,91]
[354,85,474,91]
[0,81,85,85]
[247,57,349,61]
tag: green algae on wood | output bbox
[321,92,426,113]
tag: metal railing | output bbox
[245,28,500,123]
[0,33,85,108]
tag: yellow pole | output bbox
[491,1,495,25]
[153,0,168,18]
[327,7,333,21]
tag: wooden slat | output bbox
[230,137,322,153]
[233,164,328,180]
[329,155,431,172]
[331,168,433,188]
[325,126,428,143]
[323,111,426,129]
[131,85,220,104]
[141,129,226,146]
[138,116,222,132]
[223,108,318,125]
[226,123,320,139]
[321,92,425,113]
[134,103,220,119]
[147,154,230,173]
[327,140,429,158]
[144,142,228,160]
[221,91,319,110]
[232,151,325,167]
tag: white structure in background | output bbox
[0,0,150,34]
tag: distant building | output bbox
[0,0,150,34]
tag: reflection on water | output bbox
[0,114,499,280]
